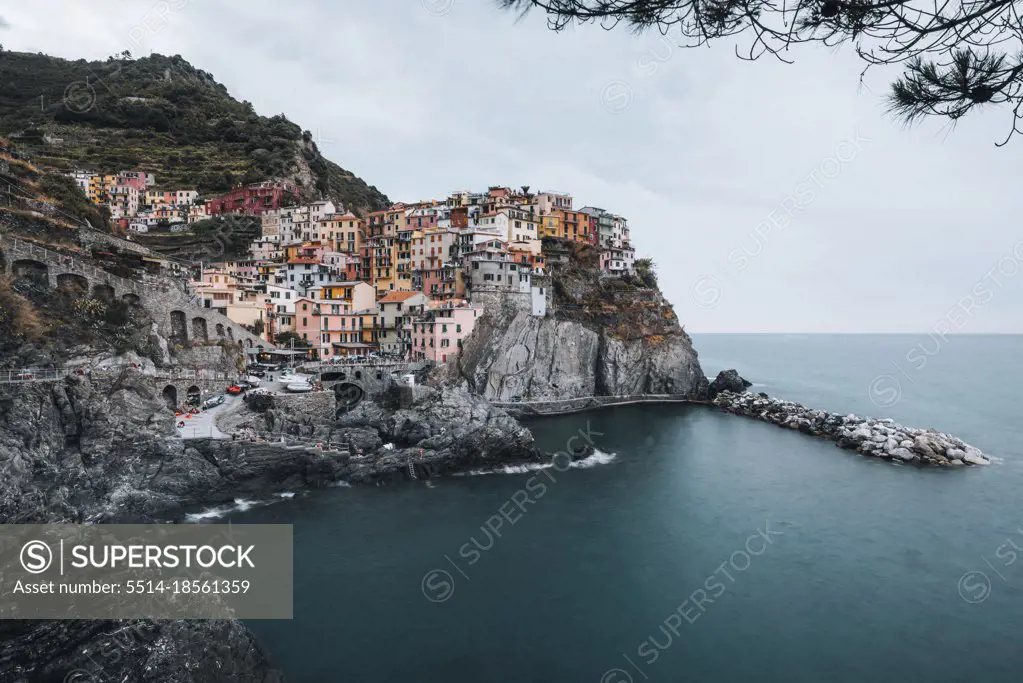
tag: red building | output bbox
[206,181,297,217]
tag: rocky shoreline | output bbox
[0,372,555,682]
[712,390,991,466]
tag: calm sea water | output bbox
[233,334,1023,683]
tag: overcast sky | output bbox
[4,0,1022,332]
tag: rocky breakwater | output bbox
[713,390,991,466]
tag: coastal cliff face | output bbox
[456,243,707,402]
[457,307,706,401]
[0,371,184,523]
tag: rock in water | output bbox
[706,369,753,398]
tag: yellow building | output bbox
[316,213,364,254]
[540,214,562,239]
[541,208,591,243]
[371,238,398,295]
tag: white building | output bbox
[536,191,573,215]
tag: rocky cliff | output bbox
[1,619,282,683]
[456,241,707,402]
[0,373,540,524]
[0,370,543,681]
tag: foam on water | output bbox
[184,506,231,522]
[570,449,617,468]
[455,450,617,476]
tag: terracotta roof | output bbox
[378,290,423,303]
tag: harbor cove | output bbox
[226,334,1023,683]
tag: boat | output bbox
[286,382,313,393]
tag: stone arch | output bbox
[186,385,202,407]
[161,385,178,410]
[191,317,209,343]
[12,259,48,286]
[92,283,115,301]
[57,272,89,295]
[0,248,6,273]
[122,293,140,305]
[170,311,188,343]
[215,323,225,338]
[246,338,253,348]
[355,370,362,380]
[227,327,234,341]
[320,371,346,382]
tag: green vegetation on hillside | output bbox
[0,52,389,213]
[134,215,262,261]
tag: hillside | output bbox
[0,51,389,213]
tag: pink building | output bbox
[411,229,458,271]
[411,305,481,364]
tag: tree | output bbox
[634,258,658,289]
[274,331,310,348]
[500,0,1023,144]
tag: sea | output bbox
[221,334,1023,682]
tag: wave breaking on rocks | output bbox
[712,390,990,467]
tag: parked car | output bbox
[246,368,266,378]
[226,385,244,395]
[202,394,226,409]
[237,381,252,390]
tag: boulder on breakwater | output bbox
[712,391,990,467]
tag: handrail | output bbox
[0,366,239,385]
[490,394,691,407]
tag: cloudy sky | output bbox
[4,0,1022,332]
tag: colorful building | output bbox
[206,181,298,217]
[377,290,430,356]
[411,304,481,364]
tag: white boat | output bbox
[286,382,313,393]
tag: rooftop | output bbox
[378,290,424,303]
